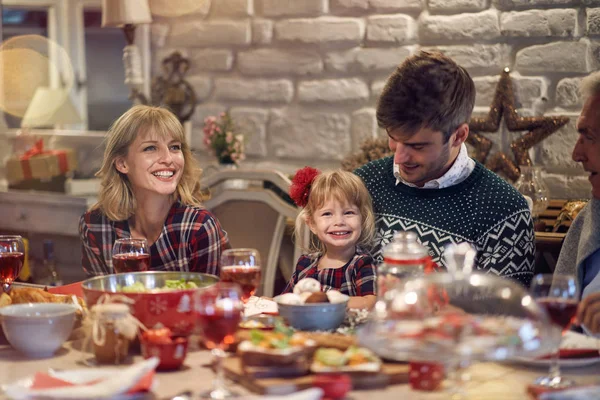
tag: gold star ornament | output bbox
[467,68,569,181]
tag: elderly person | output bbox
[553,72,600,333]
[355,51,535,287]
[79,105,229,276]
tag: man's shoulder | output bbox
[354,156,393,179]
[469,163,530,211]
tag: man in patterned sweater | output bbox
[355,51,535,287]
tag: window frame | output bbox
[2,0,151,131]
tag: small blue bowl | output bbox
[275,299,348,331]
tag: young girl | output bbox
[282,167,377,310]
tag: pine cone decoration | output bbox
[341,137,393,171]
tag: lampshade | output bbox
[21,88,82,128]
[101,0,152,27]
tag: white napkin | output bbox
[241,388,323,400]
[245,296,278,317]
[3,357,159,399]
[561,331,600,349]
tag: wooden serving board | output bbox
[221,356,409,395]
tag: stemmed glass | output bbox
[194,282,244,399]
[112,238,150,273]
[530,273,580,388]
[219,248,261,302]
[0,235,25,293]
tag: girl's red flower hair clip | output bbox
[290,166,320,208]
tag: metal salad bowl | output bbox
[82,271,219,335]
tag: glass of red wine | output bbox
[111,238,150,274]
[530,273,580,389]
[219,248,262,302]
[194,282,244,399]
[0,235,25,293]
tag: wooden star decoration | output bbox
[467,67,569,181]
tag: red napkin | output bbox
[47,281,84,298]
[538,348,600,360]
[31,370,154,394]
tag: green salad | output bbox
[118,279,199,293]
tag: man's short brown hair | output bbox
[376,50,476,142]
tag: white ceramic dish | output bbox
[0,303,77,358]
[512,355,600,369]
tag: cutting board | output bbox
[221,356,410,395]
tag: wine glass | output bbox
[0,235,25,293]
[530,273,580,389]
[112,238,150,274]
[219,248,261,302]
[194,282,244,399]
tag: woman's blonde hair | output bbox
[91,105,203,221]
[294,170,375,254]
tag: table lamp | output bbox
[21,87,82,129]
[101,0,152,104]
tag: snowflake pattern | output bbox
[149,297,168,315]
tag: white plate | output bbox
[512,355,600,368]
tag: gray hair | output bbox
[580,71,600,102]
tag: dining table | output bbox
[1,335,600,400]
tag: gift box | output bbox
[5,139,77,185]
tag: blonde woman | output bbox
[79,105,229,276]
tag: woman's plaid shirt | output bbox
[79,201,230,276]
[282,249,377,296]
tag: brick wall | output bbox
[151,0,600,199]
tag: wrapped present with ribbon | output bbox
[5,139,78,185]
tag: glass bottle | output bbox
[377,231,433,297]
[514,166,550,220]
[91,303,136,365]
[35,240,62,286]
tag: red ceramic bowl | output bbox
[141,335,189,371]
[82,271,218,335]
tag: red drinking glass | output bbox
[0,235,25,293]
[112,238,150,274]
[530,273,580,389]
[219,248,261,302]
[194,282,244,399]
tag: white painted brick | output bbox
[428,0,487,12]
[191,104,228,150]
[252,19,273,44]
[515,41,590,73]
[214,78,294,103]
[275,17,364,45]
[351,108,378,151]
[211,0,253,16]
[169,20,251,47]
[473,76,500,108]
[325,47,411,73]
[189,49,234,72]
[187,75,212,101]
[544,173,591,200]
[371,80,386,100]
[366,14,417,44]
[539,116,581,169]
[494,0,579,9]
[370,0,423,11]
[501,9,577,37]
[269,110,351,160]
[424,44,509,72]
[258,0,327,17]
[420,10,500,42]
[556,78,583,108]
[230,107,269,157]
[151,23,170,47]
[298,79,370,103]
[149,0,210,18]
[587,8,600,35]
[331,0,369,11]
[238,49,323,76]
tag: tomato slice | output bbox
[313,373,352,400]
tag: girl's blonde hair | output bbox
[91,105,203,221]
[294,170,375,254]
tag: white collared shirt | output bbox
[394,143,475,189]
